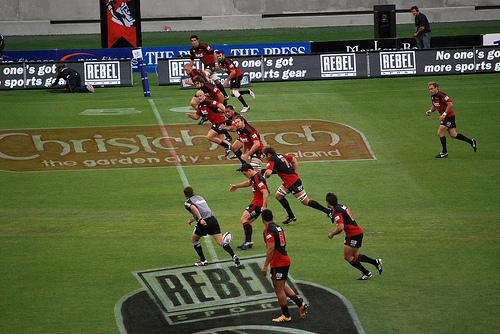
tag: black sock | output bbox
[216,81,228,97]
[237,96,248,107]
[243,224,252,243]
[222,243,235,257]
[439,136,447,153]
[349,260,370,275]
[223,131,232,142]
[240,89,250,95]
[358,254,377,266]
[455,133,473,145]
[290,295,303,307]
[307,200,330,214]
[278,198,295,219]
[194,243,206,261]
[219,141,231,150]
[234,150,245,163]
[281,305,290,317]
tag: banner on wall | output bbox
[1,42,310,73]
[0,60,133,90]
[100,0,142,48]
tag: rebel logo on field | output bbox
[0,120,375,172]
[115,256,365,333]
[379,51,416,75]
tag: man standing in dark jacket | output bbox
[411,6,431,49]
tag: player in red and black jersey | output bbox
[189,35,228,98]
[223,104,241,125]
[193,78,226,105]
[229,163,269,250]
[183,62,209,87]
[186,90,232,155]
[262,147,330,225]
[183,63,212,124]
[261,209,308,323]
[426,81,476,158]
[215,50,255,113]
[223,114,263,167]
[326,192,383,280]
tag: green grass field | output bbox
[2,21,500,333]
[1,72,499,333]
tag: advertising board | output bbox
[158,46,500,84]
[368,47,500,77]
[158,54,369,85]
[0,60,132,90]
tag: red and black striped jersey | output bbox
[266,153,299,188]
[200,82,222,101]
[190,43,216,66]
[263,222,291,267]
[237,122,264,152]
[329,204,363,237]
[218,57,242,77]
[189,68,208,84]
[431,91,455,117]
[196,99,226,124]
[250,173,268,206]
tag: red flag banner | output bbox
[100,0,142,48]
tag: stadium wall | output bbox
[0,0,499,35]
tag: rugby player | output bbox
[262,147,330,224]
[426,81,477,158]
[189,35,228,98]
[229,163,269,250]
[261,209,309,322]
[191,77,227,125]
[223,114,263,168]
[184,186,240,267]
[183,62,209,87]
[186,90,233,156]
[326,192,383,280]
[215,50,255,113]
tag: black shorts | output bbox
[440,116,456,129]
[270,266,289,280]
[251,150,264,161]
[66,73,82,92]
[194,216,221,237]
[211,122,229,135]
[230,74,244,89]
[344,233,363,248]
[284,178,304,195]
[245,203,262,220]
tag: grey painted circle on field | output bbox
[170,106,195,113]
[194,325,315,334]
[80,108,142,116]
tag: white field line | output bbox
[147,98,219,262]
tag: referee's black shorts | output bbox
[194,216,221,236]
